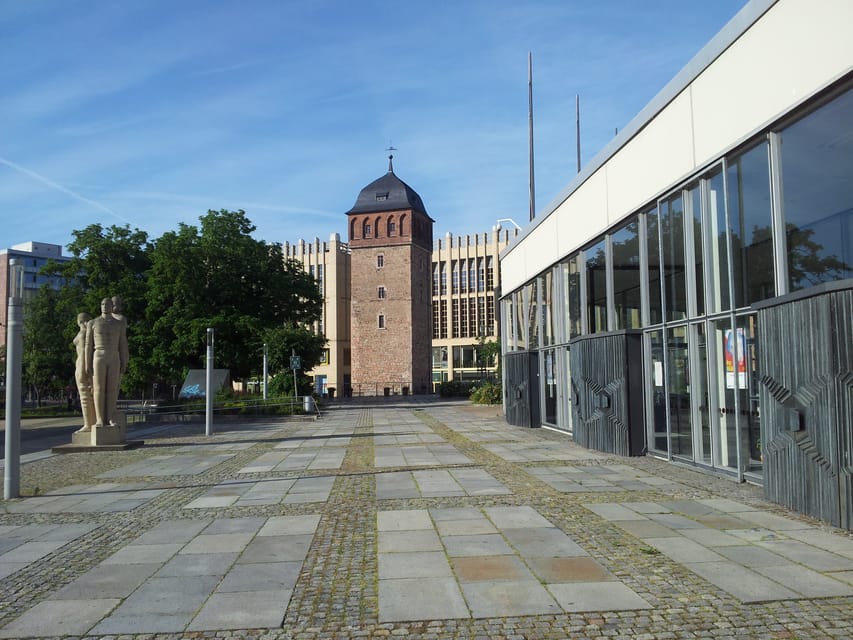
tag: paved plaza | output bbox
[1,399,853,638]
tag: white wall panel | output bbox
[692,0,853,166]
[553,168,609,255]
[605,90,696,225]
[501,0,852,300]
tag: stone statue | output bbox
[73,312,96,432]
[111,295,129,375]
[86,297,128,427]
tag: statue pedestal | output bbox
[54,411,143,453]
[92,423,126,446]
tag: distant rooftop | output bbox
[346,156,431,219]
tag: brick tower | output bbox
[346,156,434,396]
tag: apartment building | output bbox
[1,242,71,349]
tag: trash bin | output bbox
[327,387,336,399]
[303,395,314,412]
[402,386,409,396]
[383,387,390,397]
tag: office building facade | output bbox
[431,228,517,389]
[1,242,71,349]
[499,0,853,528]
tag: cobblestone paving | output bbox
[0,400,852,639]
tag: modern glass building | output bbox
[499,0,852,528]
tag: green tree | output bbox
[476,337,501,378]
[22,285,76,406]
[58,223,151,391]
[144,210,324,386]
[263,323,327,377]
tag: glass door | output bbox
[542,348,558,426]
[666,325,693,459]
[692,322,711,464]
[645,329,667,454]
[707,317,739,471]
[559,346,574,435]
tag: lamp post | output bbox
[495,218,522,231]
[205,327,213,436]
[4,259,24,499]
[262,343,268,401]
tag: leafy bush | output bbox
[438,380,476,397]
[469,381,502,405]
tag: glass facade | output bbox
[611,220,642,330]
[501,81,853,480]
[778,88,853,290]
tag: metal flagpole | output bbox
[576,94,581,174]
[528,51,535,222]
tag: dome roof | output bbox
[346,157,430,218]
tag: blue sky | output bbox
[1,0,748,252]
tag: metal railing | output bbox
[342,382,413,397]
[119,396,321,424]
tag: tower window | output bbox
[377,254,384,268]
[378,314,386,329]
[378,286,386,299]
[376,192,389,201]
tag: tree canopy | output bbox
[26,209,325,396]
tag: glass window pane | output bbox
[706,169,731,312]
[585,239,607,333]
[541,271,554,346]
[562,254,582,338]
[779,88,853,290]
[662,194,687,321]
[688,184,704,316]
[645,206,663,325]
[611,218,642,329]
[727,143,774,305]
[515,289,527,350]
[526,280,539,349]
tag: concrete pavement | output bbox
[1,398,852,638]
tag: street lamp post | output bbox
[4,259,24,499]
[205,327,214,436]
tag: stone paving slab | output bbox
[589,499,853,602]
[97,453,236,477]
[184,476,335,508]
[2,402,853,639]
[481,441,607,462]
[4,483,166,514]
[529,463,688,493]
[238,448,345,473]
[0,515,320,636]
[376,468,509,499]
[376,505,648,622]
[0,522,99,578]
[375,443,472,467]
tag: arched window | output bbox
[374,216,382,238]
[363,219,372,238]
[387,216,396,236]
[350,218,358,240]
[400,214,407,236]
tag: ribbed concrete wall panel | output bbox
[758,285,853,529]
[505,352,540,428]
[569,332,644,456]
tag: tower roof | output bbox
[346,157,431,218]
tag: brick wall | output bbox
[349,237,432,395]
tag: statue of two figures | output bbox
[73,296,129,445]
